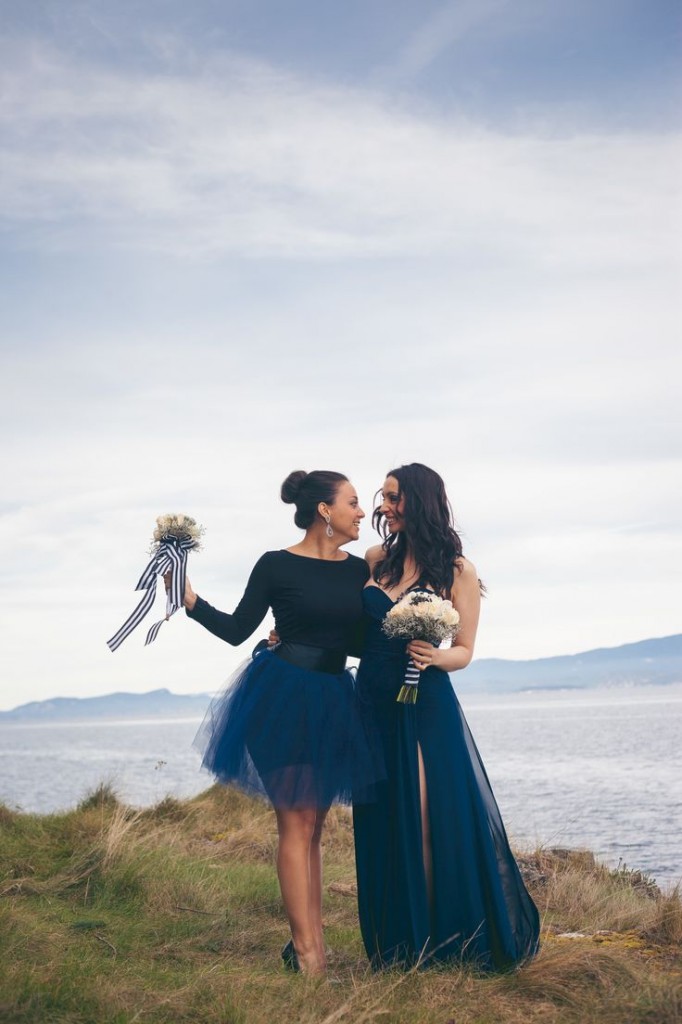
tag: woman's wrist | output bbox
[184,592,198,612]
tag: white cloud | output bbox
[1,42,679,269]
[1,36,680,709]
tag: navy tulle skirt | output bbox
[194,647,384,809]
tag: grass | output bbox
[0,784,680,1024]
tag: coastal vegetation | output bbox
[0,784,680,1023]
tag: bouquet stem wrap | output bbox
[397,659,421,704]
[107,534,194,651]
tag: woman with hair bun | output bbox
[353,463,539,972]
[184,470,382,975]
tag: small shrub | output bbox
[77,781,120,812]
[609,859,660,900]
[642,887,682,945]
[0,802,17,829]
[143,796,190,823]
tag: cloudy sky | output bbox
[1,0,680,710]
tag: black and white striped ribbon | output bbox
[403,659,421,690]
[107,534,195,652]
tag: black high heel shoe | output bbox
[281,940,300,973]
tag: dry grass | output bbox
[0,788,680,1024]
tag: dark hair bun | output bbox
[281,470,308,504]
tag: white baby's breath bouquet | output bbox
[151,513,204,553]
[108,513,205,652]
[382,590,460,703]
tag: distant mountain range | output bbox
[454,633,682,694]
[2,635,680,721]
[0,689,211,722]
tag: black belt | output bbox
[273,641,347,675]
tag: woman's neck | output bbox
[288,531,347,561]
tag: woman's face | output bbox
[325,480,365,543]
[378,476,405,534]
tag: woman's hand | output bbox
[268,629,280,648]
[407,639,441,670]
[164,572,198,611]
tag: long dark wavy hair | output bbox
[372,463,464,597]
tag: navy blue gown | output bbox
[353,585,540,971]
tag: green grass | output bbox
[0,785,680,1024]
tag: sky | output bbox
[1,0,681,710]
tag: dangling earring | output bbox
[324,514,334,538]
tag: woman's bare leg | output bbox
[417,743,434,913]
[309,808,330,964]
[275,806,326,974]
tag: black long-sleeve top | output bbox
[186,549,369,655]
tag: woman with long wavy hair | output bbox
[353,463,540,971]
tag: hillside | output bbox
[0,785,679,1024]
[0,688,211,722]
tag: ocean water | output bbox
[1,685,680,888]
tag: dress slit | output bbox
[416,740,435,926]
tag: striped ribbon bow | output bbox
[107,534,195,651]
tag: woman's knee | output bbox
[276,807,318,842]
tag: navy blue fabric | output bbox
[194,647,384,809]
[353,586,540,971]
[189,550,381,808]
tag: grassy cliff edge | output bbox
[1,785,680,1024]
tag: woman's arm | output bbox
[407,558,481,673]
[184,554,271,647]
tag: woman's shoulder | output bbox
[255,550,284,564]
[364,544,384,568]
[452,556,480,597]
[249,550,292,575]
[346,551,371,579]
[455,555,477,579]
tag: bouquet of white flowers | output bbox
[107,514,205,652]
[382,590,460,703]
[150,513,204,552]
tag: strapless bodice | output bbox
[361,586,410,662]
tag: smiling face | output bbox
[320,480,365,544]
[378,475,405,534]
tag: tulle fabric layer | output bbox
[193,648,384,809]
